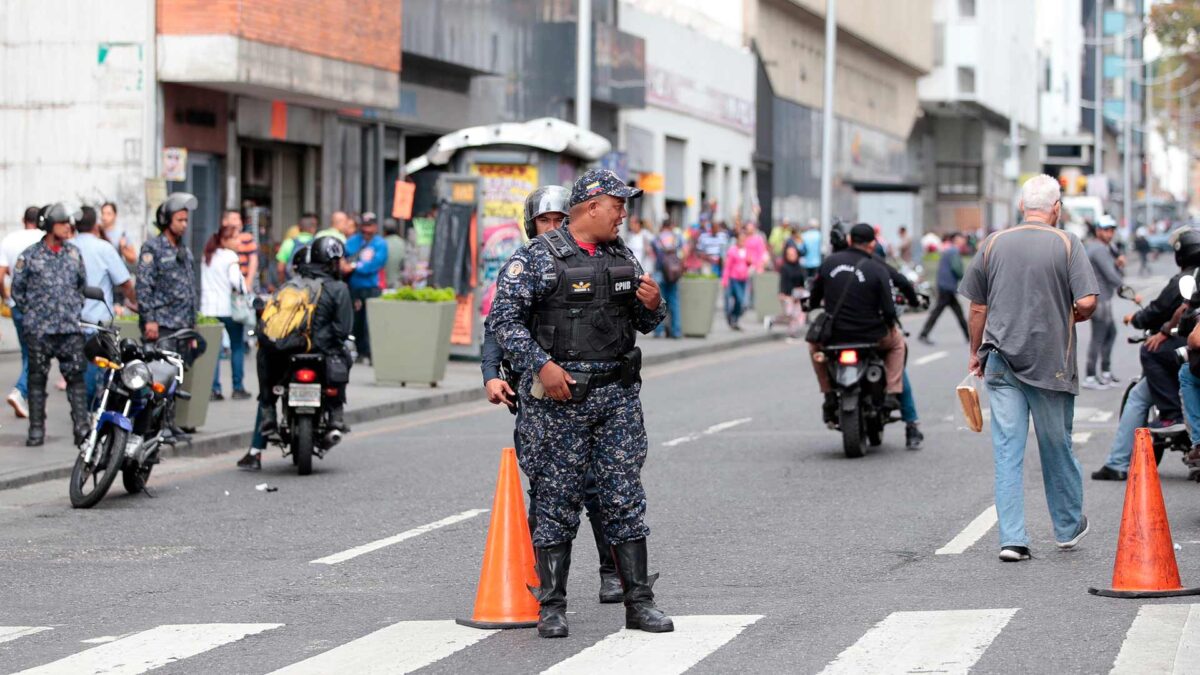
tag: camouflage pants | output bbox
[516,378,650,548]
[27,333,86,384]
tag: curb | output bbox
[0,331,782,492]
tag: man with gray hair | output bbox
[959,174,1099,562]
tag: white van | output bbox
[1061,195,1105,240]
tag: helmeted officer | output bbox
[137,193,199,343]
[481,185,623,605]
[488,168,671,638]
[11,203,89,446]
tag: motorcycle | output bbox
[70,288,197,508]
[812,292,929,458]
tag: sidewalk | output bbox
[0,319,782,490]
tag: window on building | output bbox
[958,0,975,18]
[1043,58,1052,93]
[958,66,976,95]
[933,23,944,68]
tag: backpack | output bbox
[258,277,323,353]
[657,235,684,283]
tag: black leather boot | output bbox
[258,403,278,435]
[529,543,571,638]
[66,378,90,447]
[612,539,674,633]
[25,381,46,447]
[588,510,622,603]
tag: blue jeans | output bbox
[900,370,917,423]
[12,307,28,398]
[653,276,681,338]
[1179,365,1200,448]
[725,279,748,325]
[250,404,266,451]
[1104,378,1153,472]
[212,317,246,393]
[985,353,1084,547]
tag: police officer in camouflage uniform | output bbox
[481,186,623,605]
[11,203,89,446]
[488,169,672,638]
[137,193,199,342]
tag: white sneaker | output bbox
[6,389,27,419]
[1082,376,1107,390]
[1102,371,1120,384]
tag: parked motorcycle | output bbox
[70,288,197,508]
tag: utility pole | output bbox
[1094,1,1103,176]
[575,0,592,131]
[818,0,838,241]
[1122,26,1133,232]
[1144,67,1153,230]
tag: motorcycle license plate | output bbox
[288,384,321,407]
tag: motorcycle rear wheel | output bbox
[841,407,866,459]
[69,428,127,509]
[292,415,314,476]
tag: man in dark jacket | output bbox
[918,232,969,345]
[808,223,907,420]
[239,236,354,470]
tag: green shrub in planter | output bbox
[368,287,457,386]
[679,275,720,338]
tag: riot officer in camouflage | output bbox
[137,193,199,342]
[11,203,89,447]
[488,168,673,638]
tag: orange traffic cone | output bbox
[456,447,541,628]
[1090,428,1200,598]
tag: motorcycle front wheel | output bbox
[841,407,866,459]
[292,415,314,476]
[69,428,127,509]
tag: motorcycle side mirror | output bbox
[252,297,265,311]
[1179,275,1197,301]
[1116,285,1137,301]
[82,286,105,301]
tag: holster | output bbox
[619,347,642,386]
[500,358,520,414]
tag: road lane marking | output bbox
[0,626,51,645]
[935,506,998,555]
[1111,604,1200,674]
[1089,411,1114,423]
[914,351,948,366]
[13,623,281,675]
[1072,432,1093,445]
[818,609,1017,675]
[662,418,753,447]
[311,508,488,565]
[541,615,762,675]
[269,620,496,674]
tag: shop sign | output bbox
[162,147,187,182]
[638,173,665,194]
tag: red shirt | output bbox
[577,240,598,256]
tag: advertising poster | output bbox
[471,164,537,318]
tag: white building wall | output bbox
[0,0,151,239]
[1036,0,1083,138]
[618,2,756,226]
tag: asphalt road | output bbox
[3,288,1200,674]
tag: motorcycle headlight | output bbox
[120,360,152,391]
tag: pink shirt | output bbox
[722,244,751,286]
[744,232,769,271]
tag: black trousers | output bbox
[1141,336,1186,419]
[351,287,381,359]
[919,288,969,339]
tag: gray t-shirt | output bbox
[959,223,1099,394]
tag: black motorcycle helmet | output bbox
[523,186,570,239]
[303,236,346,277]
[154,192,198,230]
[829,221,849,252]
[37,202,78,232]
[1173,228,1200,269]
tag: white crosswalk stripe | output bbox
[817,609,1017,675]
[268,620,496,674]
[0,626,51,645]
[11,623,281,675]
[540,615,763,675]
[1111,604,1200,674]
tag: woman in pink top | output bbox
[722,229,752,330]
[742,222,770,272]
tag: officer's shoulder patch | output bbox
[506,261,525,278]
[141,251,154,264]
[67,246,80,260]
[14,256,24,271]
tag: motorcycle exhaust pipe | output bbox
[324,429,344,448]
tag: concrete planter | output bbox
[367,299,457,386]
[116,320,222,429]
[753,271,782,320]
[679,276,720,338]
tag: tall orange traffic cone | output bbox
[1090,428,1200,598]
[457,447,541,628]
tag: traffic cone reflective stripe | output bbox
[457,447,541,628]
[1090,428,1200,598]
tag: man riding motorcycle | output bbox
[240,236,353,470]
[1121,227,1200,433]
[809,223,908,425]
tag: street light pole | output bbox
[575,0,592,131]
[819,0,838,240]
[1144,69,1153,230]
[1123,33,1133,232]
[1094,1,1103,176]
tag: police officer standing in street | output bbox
[481,185,623,606]
[488,169,672,639]
[137,193,199,343]
[11,203,89,447]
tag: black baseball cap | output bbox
[569,169,643,207]
[850,223,876,244]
